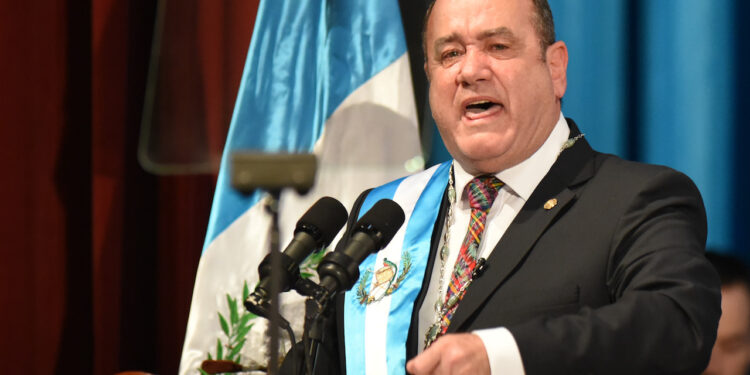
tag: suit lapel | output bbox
[447,119,597,332]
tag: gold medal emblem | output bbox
[544,198,558,210]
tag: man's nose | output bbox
[457,48,491,86]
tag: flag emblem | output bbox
[357,251,412,305]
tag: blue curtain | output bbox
[422,0,749,259]
[550,0,746,256]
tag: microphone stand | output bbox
[294,279,334,375]
[303,299,324,375]
[293,232,372,374]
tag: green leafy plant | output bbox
[200,281,257,375]
[199,248,329,374]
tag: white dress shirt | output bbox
[417,113,571,375]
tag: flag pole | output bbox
[264,191,282,374]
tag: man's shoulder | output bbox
[589,152,702,199]
[594,152,693,180]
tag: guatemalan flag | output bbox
[178,1,422,373]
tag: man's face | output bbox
[424,0,567,174]
[704,284,750,375]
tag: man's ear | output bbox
[424,62,431,82]
[546,41,568,99]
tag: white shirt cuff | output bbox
[473,327,526,375]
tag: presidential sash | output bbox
[343,161,451,375]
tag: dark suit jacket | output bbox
[291,119,721,375]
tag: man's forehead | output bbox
[426,0,534,38]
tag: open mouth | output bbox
[465,100,501,115]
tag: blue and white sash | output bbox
[343,161,451,375]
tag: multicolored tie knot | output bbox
[467,175,504,211]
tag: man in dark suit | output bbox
[303,0,721,373]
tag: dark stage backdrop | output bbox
[0,1,257,374]
[1,1,747,374]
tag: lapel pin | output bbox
[544,198,558,210]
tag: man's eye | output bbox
[491,44,508,51]
[441,50,460,60]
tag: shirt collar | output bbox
[453,113,570,202]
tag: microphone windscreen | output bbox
[295,196,348,246]
[356,199,405,249]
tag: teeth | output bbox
[470,100,491,106]
[465,100,497,114]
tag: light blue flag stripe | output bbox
[385,162,450,374]
[640,0,734,249]
[204,0,409,250]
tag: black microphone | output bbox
[316,199,405,297]
[244,196,348,317]
[472,258,488,279]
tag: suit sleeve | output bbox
[508,168,721,374]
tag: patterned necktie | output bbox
[438,175,503,336]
